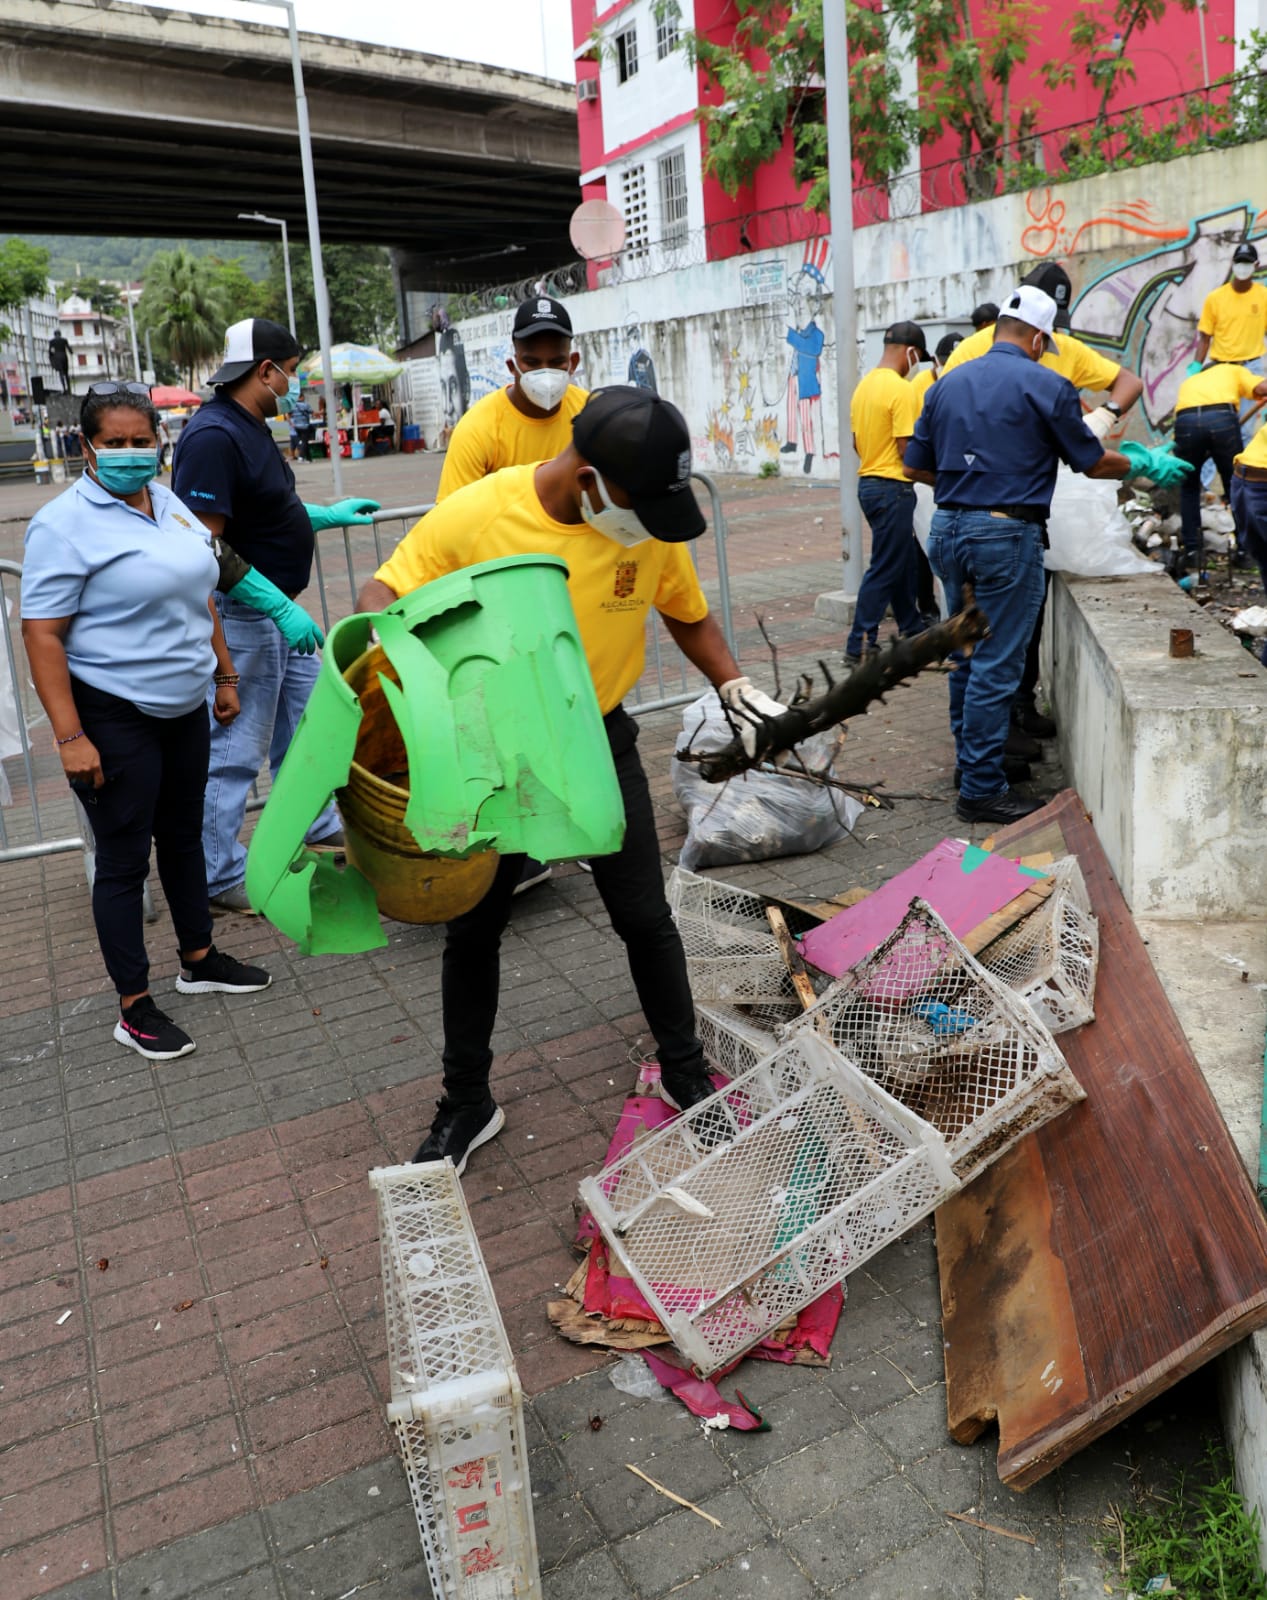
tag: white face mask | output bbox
[579,469,649,547]
[905,349,921,379]
[1233,262,1257,281]
[515,362,570,410]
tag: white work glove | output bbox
[1083,405,1118,441]
[718,676,789,759]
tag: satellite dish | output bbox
[570,199,626,261]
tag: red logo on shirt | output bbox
[613,559,638,598]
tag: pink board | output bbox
[797,838,1047,979]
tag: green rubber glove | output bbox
[1120,440,1194,489]
[1185,359,1204,377]
[228,567,325,654]
[305,498,381,531]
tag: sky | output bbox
[171,0,576,80]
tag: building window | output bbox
[655,4,680,59]
[621,164,649,258]
[615,25,638,83]
[72,321,82,337]
[77,354,87,367]
[658,148,689,246]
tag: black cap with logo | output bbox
[513,296,573,340]
[1020,263,1073,329]
[1233,242,1260,265]
[883,320,930,359]
[572,386,706,542]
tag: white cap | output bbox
[1001,285,1060,352]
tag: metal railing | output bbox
[1,475,738,863]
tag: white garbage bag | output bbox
[911,483,949,619]
[1043,466,1162,578]
[672,692,862,871]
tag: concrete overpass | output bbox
[1,0,581,283]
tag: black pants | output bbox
[439,707,704,1105]
[71,678,213,996]
[1174,404,1242,564]
[295,425,315,462]
[1016,570,1051,711]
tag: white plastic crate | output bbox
[695,1000,778,1080]
[780,899,1083,1181]
[976,858,1099,1035]
[579,1034,957,1375]
[668,867,807,1031]
[370,1161,541,1600]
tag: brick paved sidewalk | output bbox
[0,481,1218,1599]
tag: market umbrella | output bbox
[150,384,202,407]
[296,343,404,452]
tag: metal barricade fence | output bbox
[1,475,738,860]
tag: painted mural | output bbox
[1023,189,1267,436]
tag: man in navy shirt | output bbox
[905,285,1186,825]
[173,318,379,912]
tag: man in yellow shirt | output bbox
[1193,244,1267,369]
[437,293,590,891]
[845,321,930,661]
[357,387,773,1173]
[436,295,589,502]
[1231,420,1267,629]
[939,262,1144,743]
[1171,361,1267,576]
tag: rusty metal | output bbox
[1170,627,1195,658]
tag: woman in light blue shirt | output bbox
[21,383,272,1061]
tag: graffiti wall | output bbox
[422,137,1267,471]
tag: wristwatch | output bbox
[1104,401,1123,418]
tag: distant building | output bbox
[0,287,61,410]
[59,293,130,392]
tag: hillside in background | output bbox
[17,235,270,284]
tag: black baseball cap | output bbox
[513,295,573,340]
[209,318,301,385]
[1020,263,1073,329]
[1233,242,1259,264]
[935,331,963,365]
[883,320,930,359]
[573,386,706,542]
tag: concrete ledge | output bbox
[1045,572,1267,917]
[813,589,856,625]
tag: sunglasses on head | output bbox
[87,381,152,398]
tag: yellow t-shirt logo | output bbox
[613,559,638,598]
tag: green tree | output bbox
[266,243,397,349]
[690,0,1045,209]
[0,237,51,343]
[1044,0,1198,148]
[64,277,123,317]
[135,248,229,388]
[204,256,269,325]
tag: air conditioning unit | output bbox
[577,77,599,103]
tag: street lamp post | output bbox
[821,0,864,609]
[238,210,296,338]
[254,0,343,496]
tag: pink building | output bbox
[571,0,1256,260]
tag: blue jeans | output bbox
[927,509,1047,801]
[1201,356,1265,489]
[1232,477,1267,643]
[202,595,339,896]
[1174,405,1242,564]
[847,477,923,656]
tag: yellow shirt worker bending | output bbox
[358,387,781,1176]
[1171,361,1267,575]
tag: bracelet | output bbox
[55,729,85,747]
[213,672,241,687]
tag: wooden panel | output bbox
[936,788,1267,1488]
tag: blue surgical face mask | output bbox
[91,446,159,495]
[267,365,301,414]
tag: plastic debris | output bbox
[608,1353,670,1401]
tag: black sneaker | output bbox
[1004,723,1043,760]
[512,858,552,896]
[1013,701,1058,740]
[412,1099,505,1176]
[660,1066,720,1115]
[113,996,196,1061]
[955,789,1045,825]
[175,944,272,995]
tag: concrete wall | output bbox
[425,138,1267,476]
[1044,572,1267,918]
